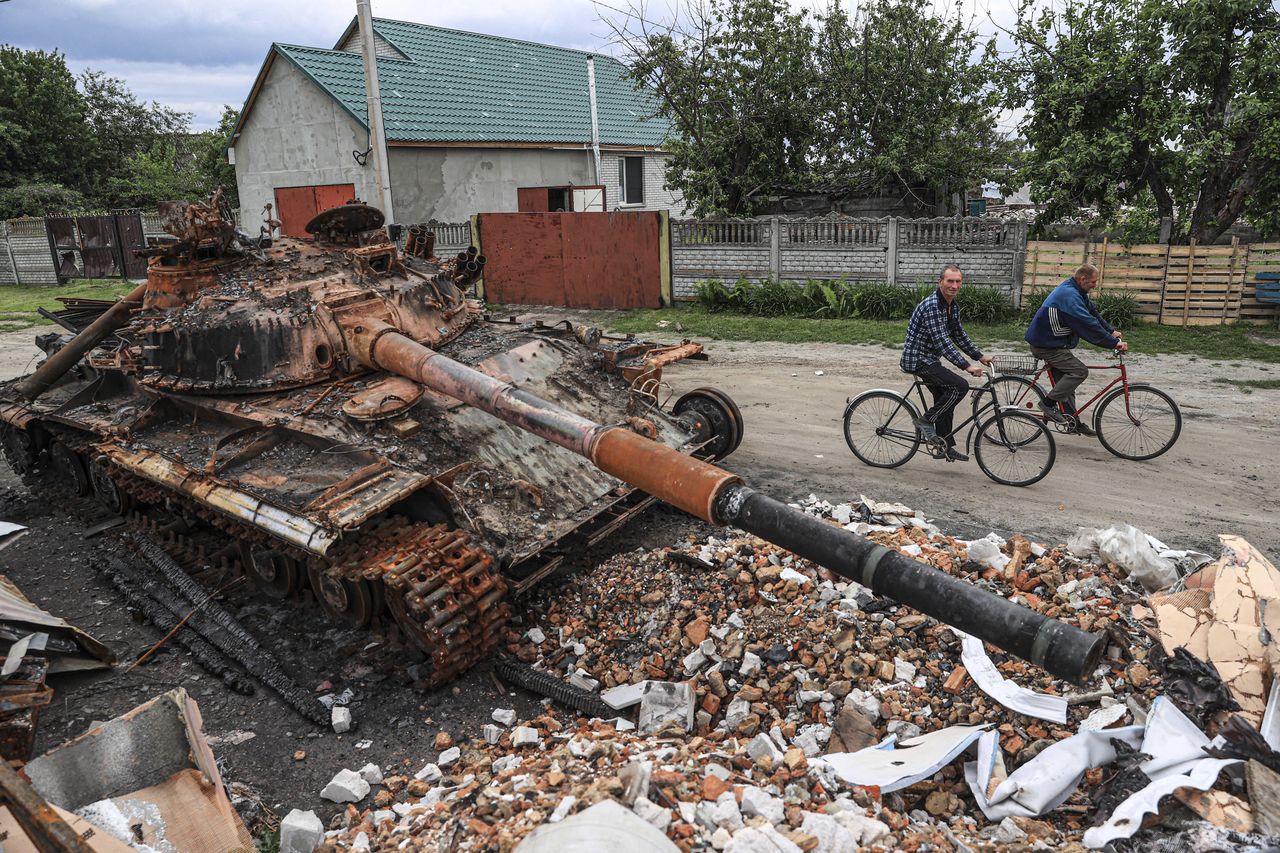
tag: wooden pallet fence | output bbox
[1021,240,1278,326]
[1241,243,1280,325]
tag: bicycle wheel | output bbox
[1093,384,1182,461]
[971,375,1045,422]
[842,391,921,468]
[973,410,1056,487]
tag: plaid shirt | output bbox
[900,290,983,373]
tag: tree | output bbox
[814,0,1010,212]
[606,0,1008,216]
[607,0,822,216]
[0,47,91,190]
[191,106,241,208]
[78,70,190,204]
[1005,0,1280,243]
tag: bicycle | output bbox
[978,352,1182,461]
[842,363,1057,487]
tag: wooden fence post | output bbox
[1156,243,1171,325]
[1224,236,1240,322]
[1181,239,1197,327]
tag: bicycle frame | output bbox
[906,374,1003,452]
[1011,355,1143,422]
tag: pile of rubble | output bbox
[298,496,1280,852]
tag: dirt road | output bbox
[660,338,1278,557]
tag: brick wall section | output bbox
[898,249,1017,291]
[782,247,888,281]
[599,152,686,215]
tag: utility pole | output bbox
[356,0,395,223]
[586,57,602,186]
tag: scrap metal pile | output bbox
[301,497,1280,852]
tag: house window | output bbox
[620,156,644,205]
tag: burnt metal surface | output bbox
[0,202,712,686]
[0,657,53,762]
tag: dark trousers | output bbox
[914,362,968,446]
[1030,345,1089,412]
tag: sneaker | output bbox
[945,447,969,462]
[1039,399,1069,424]
[914,418,938,439]
[1072,422,1097,437]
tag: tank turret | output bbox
[0,197,1101,686]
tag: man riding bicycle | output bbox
[900,265,993,462]
[1024,263,1128,435]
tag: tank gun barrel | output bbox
[352,320,1103,683]
[16,281,148,401]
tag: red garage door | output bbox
[274,184,355,238]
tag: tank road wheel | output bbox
[674,387,744,459]
[240,543,301,598]
[0,426,39,476]
[50,442,91,496]
[88,456,133,516]
[307,564,377,629]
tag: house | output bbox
[227,17,684,235]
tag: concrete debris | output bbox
[320,768,370,803]
[331,705,352,733]
[515,799,679,851]
[413,763,442,783]
[512,725,542,746]
[313,495,1277,852]
[280,808,324,853]
[357,763,383,785]
[601,681,651,710]
[437,746,461,767]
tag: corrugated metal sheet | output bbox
[274,17,670,147]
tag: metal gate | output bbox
[43,213,147,282]
[476,211,671,309]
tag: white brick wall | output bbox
[599,152,686,215]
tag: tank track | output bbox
[20,426,511,688]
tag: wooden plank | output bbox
[1157,242,1172,325]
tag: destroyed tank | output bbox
[0,194,1105,687]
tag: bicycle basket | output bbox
[991,355,1040,376]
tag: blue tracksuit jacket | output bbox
[1025,278,1117,349]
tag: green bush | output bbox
[1094,291,1141,328]
[692,279,732,312]
[849,280,915,320]
[692,277,1021,324]
[0,182,88,219]
[956,285,1016,324]
[745,278,803,316]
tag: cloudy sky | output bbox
[1,0,1012,131]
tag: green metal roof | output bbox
[270,18,670,146]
